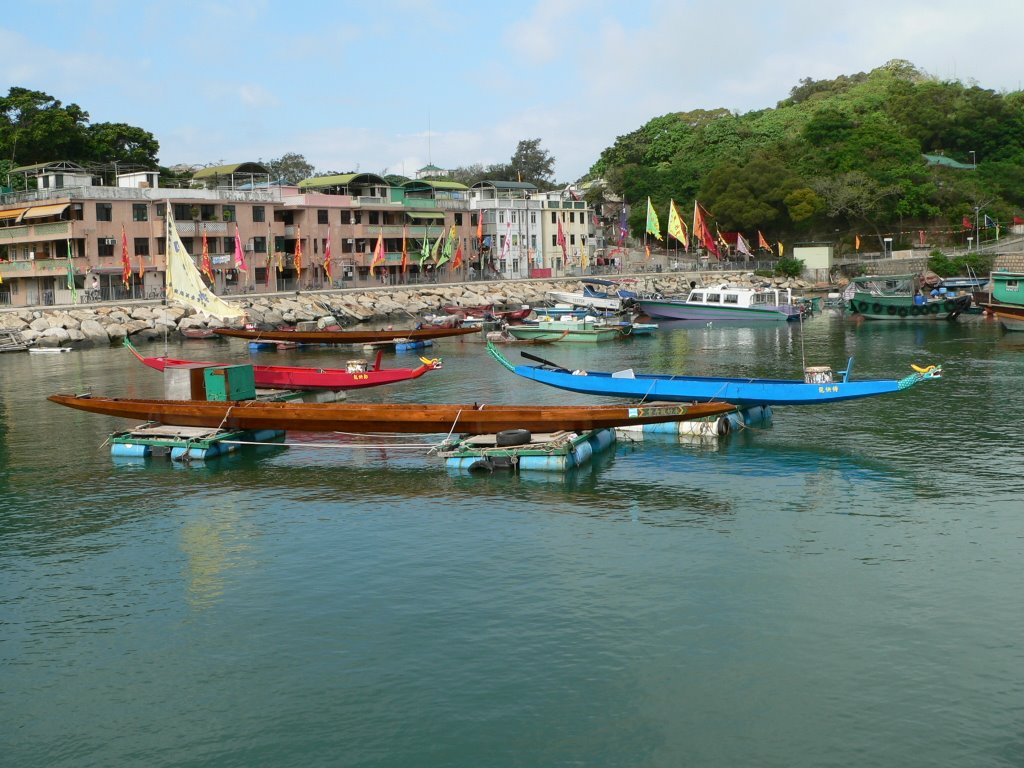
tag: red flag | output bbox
[234,223,248,274]
[962,215,972,230]
[401,227,409,274]
[120,225,131,287]
[324,229,333,283]
[370,229,384,270]
[295,227,302,277]
[556,217,567,259]
[476,212,483,244]
[1014,215,1024,225]
[757,230,773,253]
[694,202,720,258]
[452,240,463,269]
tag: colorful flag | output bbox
[736,233,753,258]
[644,243,651,261]
[452,240,463,269]
[962,215,972,230]
[233,223,248,275]
[121,224,131,287]
[556,217,568,260]
[645,197,662,240]
[618,206,628,244]
[371,229,385,269]
[66,238,77,303]
[324,229,333,283]
[716,228,729,251]
[667,199,689,248]
[500,220,512,258]
[693,202,720,258]
[476,212,483,244]
[757,230,773,254]
[201,227,214,282]
[580,244,589,271]
[984,214,996,228]
[855,234,861,250]
[779,242,785,257]
[401,227,409,274]
[1014,215,1024,225]
[295,227,303,277]
[431,229,445,262]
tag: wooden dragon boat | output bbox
[47,394,737,434]
[124,339,440,391]
[213,326,478,344]
[487,343,943,407]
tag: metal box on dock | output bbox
[203,364,257,401]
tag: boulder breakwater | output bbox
[0,272,818,348]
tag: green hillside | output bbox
[589,60,1024,249]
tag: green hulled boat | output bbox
[847,274,971,321]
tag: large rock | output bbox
[80,318,110,344]
[29,317,50,332]
[37,327,72,347]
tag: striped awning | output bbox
[21,203,70,219]
[0,208,27,222]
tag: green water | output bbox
[2,313,1023,767]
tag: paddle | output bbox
[519,350,569,371]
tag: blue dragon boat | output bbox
[486,343,943,407]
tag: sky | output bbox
[3,0,1024,182]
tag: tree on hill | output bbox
[265,152,315,184]
[0,87,158,168]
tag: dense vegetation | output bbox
[587,60,1024,251]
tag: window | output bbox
[552,234,558,247]
[182,237,194,253]
[550,212,556,224]
[570,234,576,245]
[252,206,265,223]
[498,211,505,224]
[368,211,379,226]
[206,238,219,253]
[97,237,114,257]
[71,203,84,221]
[317,209,328,225]
[706,293,721,303]
[96,203,112,222]
[511,211,517,223]
[723,293,739,305]
[687,291,704,302]
[531,235,537,249]
[254,236,267,254]
[470,213,478,227]
[173,204,191,221]
[1007,279,1019,293]
[201,205,216,221]
[570,212,575,223]
[132,204,148,222]
[530,212,536,224]
[222,206,236,222]
[156,238,166,255]
[454,213,463,225]
[155,203,166,218]
[134,238,149,256]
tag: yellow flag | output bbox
[667,199,689,248]
[779,242,785,257]
[855,235,861,250]
[645,197,662,240]
[581,244,589,270]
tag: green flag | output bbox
[437,225,457,267]
[66,238,78,304]
[645,197,662,240]
[419,229,432,265]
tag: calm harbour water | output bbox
[2,311,1023,768]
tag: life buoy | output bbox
[909,306,920,316]
[872,303,883,314]
[887,305,898,316]
[858,300,870,313]
[930,303,940,314]
[898,307,909,318]
[496,428,532,447]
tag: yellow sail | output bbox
[165,212,245,321]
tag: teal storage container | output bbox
[204,364,257,401]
